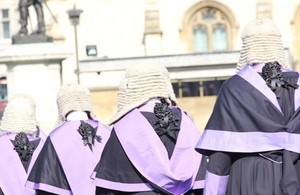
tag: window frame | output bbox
[172,78,226,98]
[190,7,230,52]
[0,8,10,40]
[181,1,237,53]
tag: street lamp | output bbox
[68,5,83,84]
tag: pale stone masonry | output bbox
[0,0,299,132]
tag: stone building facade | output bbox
[0,0,299,132]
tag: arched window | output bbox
[190,7,229,52]
[182,1,237,53]
[193,25,207,52]
[212,23,227,51]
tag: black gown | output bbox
[94,105,207,195]
[225,71,300,195]
[196,64,300,195]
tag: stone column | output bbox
[143,0,162,56]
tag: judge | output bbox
[26,84,111,195]
[93,64,207,195]
[196,19,300,195]
[0,94,45,195]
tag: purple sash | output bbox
[238,65,300,112]
[114,103,202,195]
[238,65,281,112]
[0,133,44,195]
[203,171,228,195]
[50,120,110,195]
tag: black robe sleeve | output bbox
[208,152,232,176]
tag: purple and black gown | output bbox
[26,120,111,195]
[0,130,45,195]
[196,63,300,195]
[93,101,207,195]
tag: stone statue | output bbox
[13,0,52,44]
[18,0,45,35]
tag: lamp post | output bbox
[68,5,83,84]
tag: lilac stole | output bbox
[0,133,44,195]
[203,171,228,195]
[114,103,202,195]
[50,120,110,195]
[196,65,300,153]
[238,64,300,113]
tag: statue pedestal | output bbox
[0,42,71,133]
[12,34,53,44]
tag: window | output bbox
[190,7,229,52]
[172,80,225,98]
[193,25,208,52]
[182,1,236,53]
[0,77,7,119]
[1,9,10,39]
[0,77,7,101]
[182,82,200,97]
[212,23,227,51]
[172,83,179,98]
